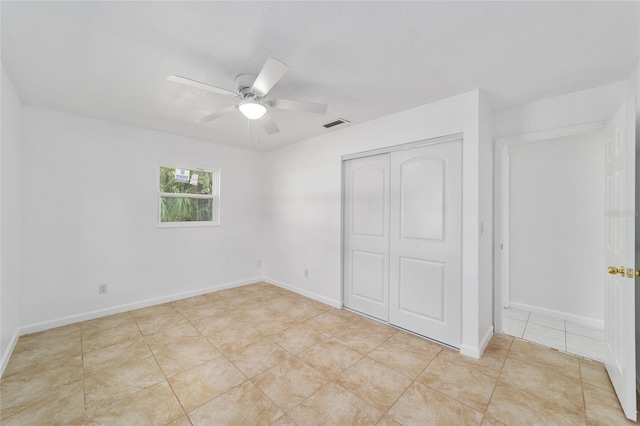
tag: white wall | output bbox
[19,106,263,330]
[494,80,631,139]
[263,90,493,357]
[508,132,605,324]
[1,65,23,369]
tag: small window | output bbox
[158,166,219,226]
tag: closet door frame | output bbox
[341,132,463,323]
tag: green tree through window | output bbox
[158,166,218,224]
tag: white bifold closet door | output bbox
[343,153,391,321]
[388,141,462,346]
[343,139,462,347]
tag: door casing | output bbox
[493,122,607,333]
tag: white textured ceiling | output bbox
[2,1,638,150]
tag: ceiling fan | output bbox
[168,57,327,134]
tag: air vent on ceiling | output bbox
[323,118,350,129]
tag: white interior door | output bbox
[604,97,636,421]
[343,153,390,321]
[388,140,462,347]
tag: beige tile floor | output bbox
[503,308,605,361]
[0,282,633,425]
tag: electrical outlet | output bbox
[304,269,309,277]
[98,283,108,294]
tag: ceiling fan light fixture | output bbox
[238,100,267,120]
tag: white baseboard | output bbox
[459,343,479,359]
[263,277,341,309]
[4,276,341,376]
[460,325,494,359]
[18,277,262,336]
[0,328,20,377]
[508,301,603,330]
[479,325,494,354]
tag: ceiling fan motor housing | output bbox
[235,74,259,99]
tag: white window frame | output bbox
[157,164,220,228]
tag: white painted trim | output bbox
[264,277,342,309]
[493,136,504,334]
[509,301,604,330]
[0,328,20,377]
[18,277,261,336]
[340,159,347,309]
[4,277,338,374]
[156,221,219,229]
[156,163,221,227]
[496,122,606,146]
[493,121,608,336]
[341,132,463,161]
[501,148,510,310]
[460,325,493,359]
[459,344,480,359]
[479,325,494,354]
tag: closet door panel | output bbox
[388,140,462,347]
[343,154,390,321]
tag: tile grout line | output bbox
[176,290,326,421]
[425,343,505,417]
[507,308,605,360]
[80,324,88,421]
[361,334,402,423]
[481,335,515,421]
[273,319,396,420]
[372,345,445,423]
[502,337,591,419]
[146,336,190,425]
[276,323,379,423]
[139,300,227,424]
[578,358,589,423]
[175,299,257,419]
[82,319,148,418]
[165,310,255,420]
[86,309,187,423]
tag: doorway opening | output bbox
[496,98,636,421]
[498,129,606,361]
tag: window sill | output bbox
[156,221,220,229]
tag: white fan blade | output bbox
[251,58,288,96]
[270,99,327,114]
[201,105,238,123]
[168,75,238,98]
[259,111,280,134]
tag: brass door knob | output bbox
[608,265,626,276]
[607,266,640,278]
